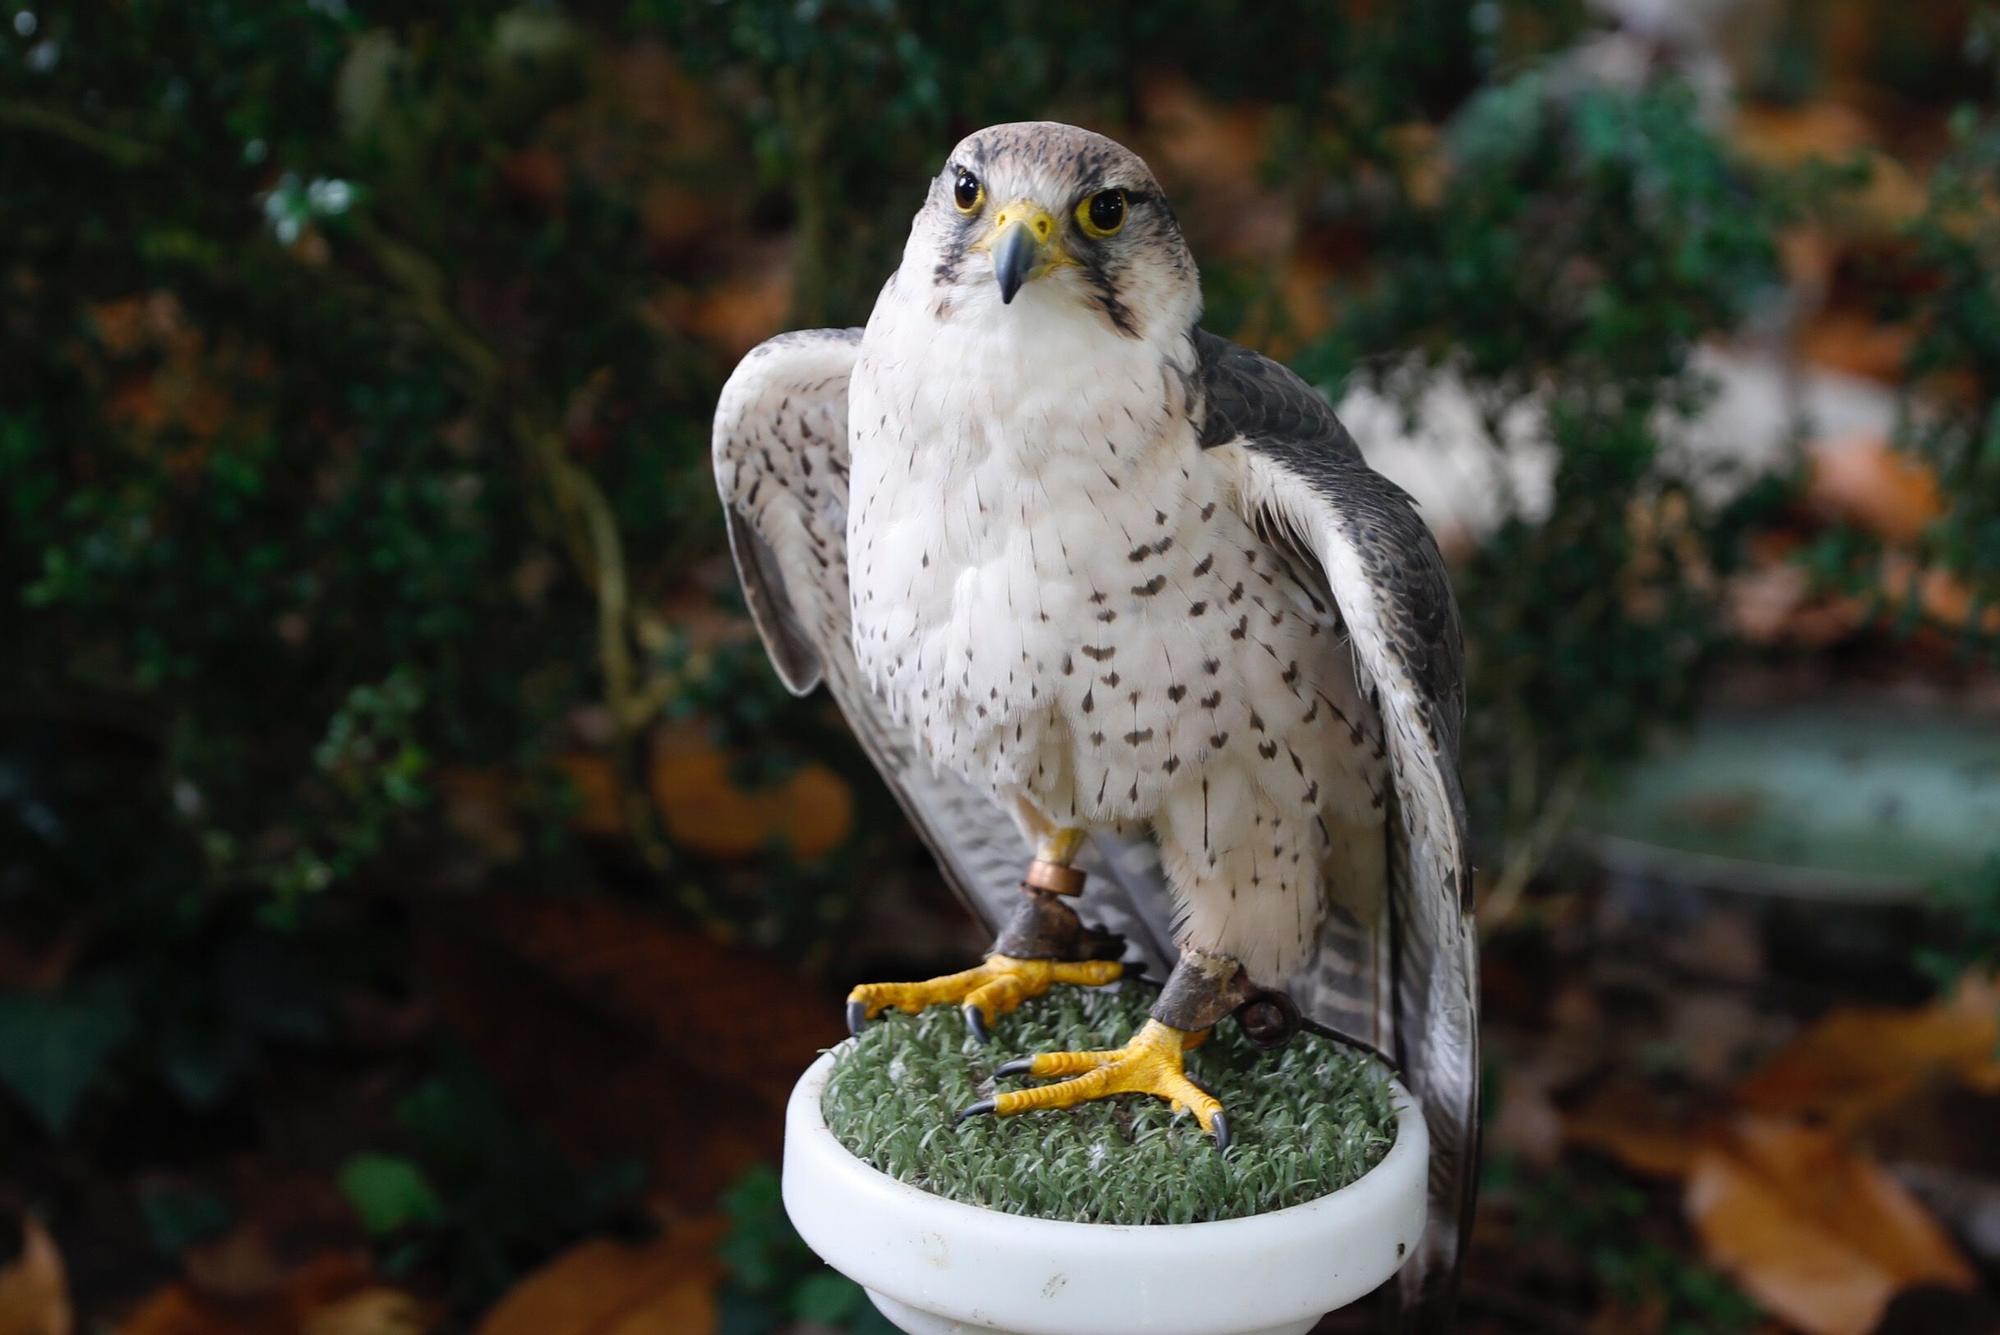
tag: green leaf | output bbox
[339,1152,444,1236]
[791,1270,862,1323]
[153,1012,256,1109]
[0,976,135,1133]
[139,1184,233,1256]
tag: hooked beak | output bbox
[985,201,1061,304]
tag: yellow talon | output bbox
[846,954,1123,1038]
[982,1019,1228,1145]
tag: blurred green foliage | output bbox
[2,1,713,1131]
[343,1051,646,1311]
[716,1164,896,1334]
[1301,73,1791,902]
[649,0,1589,322]
[1895,100,2000,642]
[6,4,629,902]
[1780,13,2000,656]
[1921,855,2000,984]
[1490,1153,1762,1334]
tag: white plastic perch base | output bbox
[782,1045,1428,1335]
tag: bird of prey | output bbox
[714,122,1477,1320]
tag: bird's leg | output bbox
[845,828,1126,1043]
[964,946,1264,1150]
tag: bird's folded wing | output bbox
[711,329,1178,973]
[1197,330,1479,1326]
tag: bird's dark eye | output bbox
[952,169,983,213]
[1078,188,1127,238]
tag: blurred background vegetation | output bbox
[3,1,1999,1331]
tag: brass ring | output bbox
[1023,859,1087,896]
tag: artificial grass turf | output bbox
[821,982,1396,1225]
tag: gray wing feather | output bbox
[1198,329,1479,1330]
[722,506,821,694]
[712,329,1177,974]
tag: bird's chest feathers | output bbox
[850,297,1192,618]
[848,302,1284,814]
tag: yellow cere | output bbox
[976,200,1074,266]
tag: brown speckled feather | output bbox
[1198,329,1479,1330]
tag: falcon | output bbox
[713,122,1477,1317]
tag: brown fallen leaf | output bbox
[648,725,852,861]
[551,752,627,837]
[1137,78,1283,262]
[113,1286,222,1335]
[501,148,567,214]
[1732,101,1876,165]
[1731,105,1926,237]
[89,291,187,357]
[1953,974,2000,1096]
[432,766,527,864]
[1564,1078,1702,1181]
[682,243,793,359]
[118,1252,381,1335]
[1273,250,1340,352]
[300,1289,430,1335]
[181,1224,289,1303]
[0,1217,70,1335]
[1798,310,1916,383]
[1806,435,1942,546]
[1686,1115,1975,1335]
[1877,554,2000,637]
[477,1224,719,1335]
[1726,558,1867,648]
[639,181,710,255]
[1736,983,2000,1135]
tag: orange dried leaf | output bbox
[114,1287,220,1335]
[1877,554,2000,636]
[1732,103,1876,166]
[1736,993,2000,1133]
[1726,559,1867,648]
[1798,312,1916,384]
[118,1253,378,1335]
[1562,1080,1700,1180]
[299,1289,429,1335]
[649,727,852,861]
[1686,1117,1974,1335]
[477,1228,718,1335]
[181,1225,288,1302]
[552,753,626,836]
[685,250,792,359]
[1806,436,1942,545]
[0,1216,70,1335]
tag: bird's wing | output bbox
[1196,329,1479,1327]
[712,329,1179,974]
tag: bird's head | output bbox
[905,122,1199,341]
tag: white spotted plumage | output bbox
[847,231,1385,983]
[713,122,1475,1324]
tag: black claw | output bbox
[956,1098,997,1124]
[1210,1111,1231,1153]
[994,1057,1034,1079]
[963,1003,991,1044]
[845,999,868,1038]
